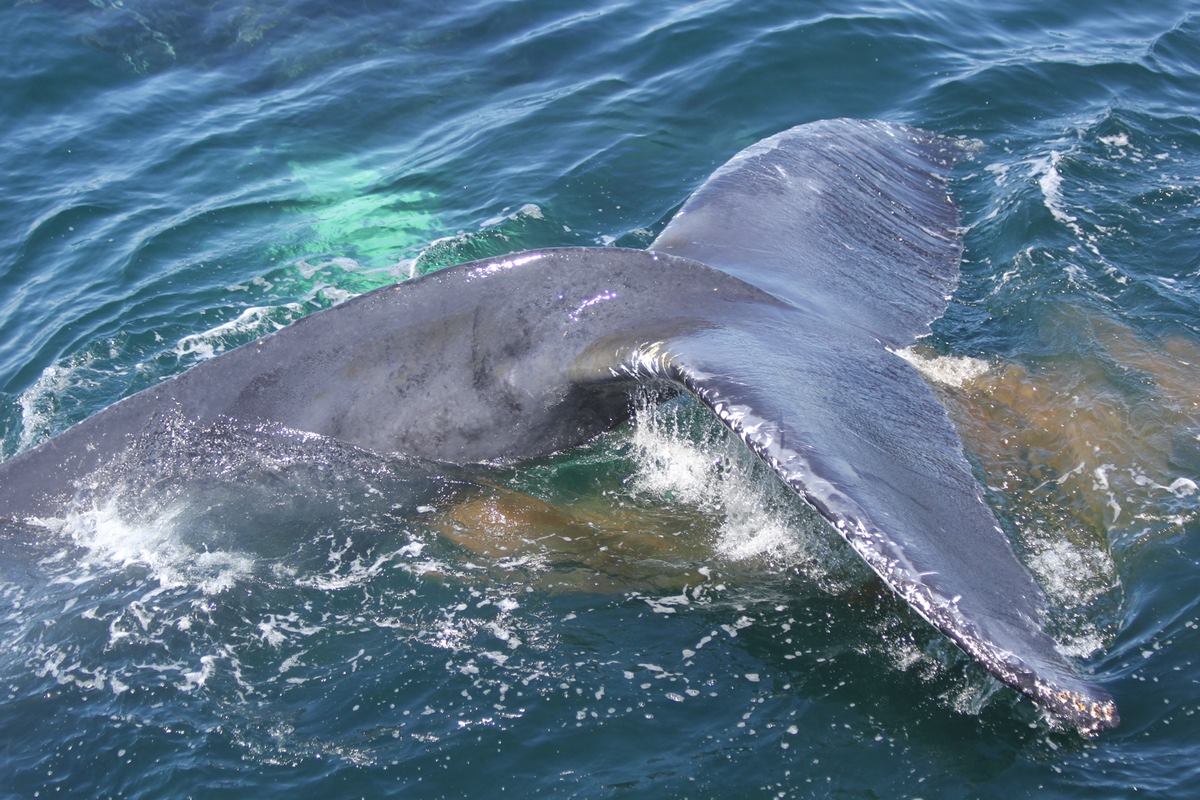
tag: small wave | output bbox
[174,303,304,361]
[478,202,546,229]
[411,202,579,275]
[1031,150,1078,229]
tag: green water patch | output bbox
[272,156,440,273]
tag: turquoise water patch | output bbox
[279,156,440,271]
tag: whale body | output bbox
[0,119,1117,732]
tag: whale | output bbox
[0,118,1117,732]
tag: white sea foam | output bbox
[1032,151,1076,226]
[478,202,545,229]
[627,396,828,576]
[174,303,303,360]
[57,500,256,595]
[15,349,109,452]
[1027,537,1115,608]
[295,256,361,279]
[17,363,71,451]
[1169,477,1198,497]
[1024,533,1116,659]
[891,347,990,388]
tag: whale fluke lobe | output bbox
[0,119,1117,731]
[652,118,967,347]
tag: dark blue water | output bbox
[2,1,1199,797]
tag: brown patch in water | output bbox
[928,305,1198,550]
[427,484,722,593]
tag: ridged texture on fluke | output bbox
[652,118,966,347]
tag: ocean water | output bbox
[2,0,1199,797]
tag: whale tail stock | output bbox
[0,119,1117,731]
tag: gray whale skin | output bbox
[0,119,1118,732]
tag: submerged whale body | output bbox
[0,119,1117,732]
